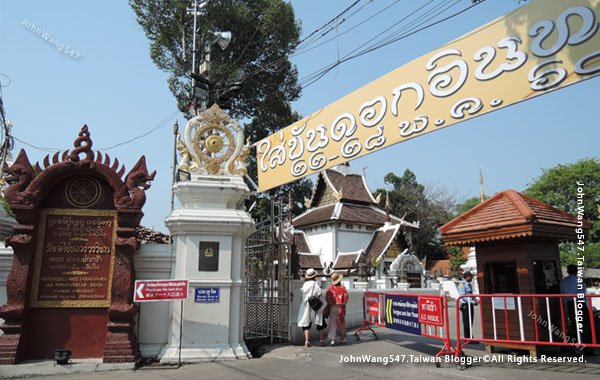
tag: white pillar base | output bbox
[160,343,250,363]
[160,176,253,364]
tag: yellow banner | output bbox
[257,0,600,191]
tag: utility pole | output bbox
[190,0,199,81]
[0,79,13,186]
[187,1,235,114]
[187,0,210,113]
[171,120,179,211]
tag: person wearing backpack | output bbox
[297,268,326,347]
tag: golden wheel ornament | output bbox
[179,104,249,177]
[192,123,235,174]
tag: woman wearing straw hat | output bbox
[297,268,326,347]
[325,272,349,346]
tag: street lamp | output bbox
[193,29,232,112]
[212,31,232,50]
[198,30,232,77]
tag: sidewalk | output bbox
[2,327,600,379]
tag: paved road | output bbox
[3,327,600,380]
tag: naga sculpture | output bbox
[115,156,156,209]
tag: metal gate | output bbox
[244,199,292,342]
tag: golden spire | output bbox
[479,164,485,204]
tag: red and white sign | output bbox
[418,296,444,327]
[134,279,189,302]
[364,291,381,324]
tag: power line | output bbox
[299,0,443,85]
[12,110,180,154]
[241,0,450,85]
[217,0,373,87]
[294,0,373,52]
[352,0,463,58]
[12,136,58,153]
[295,0,364,48]
[291,0,403,58]
[300,0,486,88]
[97,110,180,151]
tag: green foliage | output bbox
[525,158,600,243]
[560,242,600,268]
[130,0,301,119]
[0,197,13,218]
[375,169,456,260]
[448,245,467,272]
[454,196,486,217]
[130,0,313,220]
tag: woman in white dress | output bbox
[297,268,326,347]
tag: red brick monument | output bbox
[0,126,155,363]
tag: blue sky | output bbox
[1,0,598,232]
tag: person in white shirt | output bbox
[297,268,326,347]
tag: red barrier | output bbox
[353,292,383,340]
[354,292,456,361]
[455,293,600,360]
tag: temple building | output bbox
[290,164,421,287]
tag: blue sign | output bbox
[384,294,421,335]
[194,287,220,303]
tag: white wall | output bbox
[305,228,334,265]
[133,243,174,358]
[0,244,13,334]
[0,213,14,333]
[337,230,372,253]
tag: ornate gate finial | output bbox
[69,125,94,165]
[177,104,250,177]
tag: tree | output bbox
[525,158,600,242]
[448,246,467,273]
[454,196,487,217]
[525,158,600,267]
[560,243,600,268]
[374,170,457,260]
[130,0,312,219]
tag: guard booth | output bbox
[440,190,589,355]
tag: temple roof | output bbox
[440,189,591,246]
[298,253,324,270]
[307,165,377,208]
[293,230,324,270]
[293,203,418,228]
[364,223,402,265]
[332,250,363,270]
[324,168,377,205]
[137,226,171,244]
[292,230,312,253]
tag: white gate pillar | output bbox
[160,105,254,363]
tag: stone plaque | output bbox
[198,242,219,272]
[30,208,117,308]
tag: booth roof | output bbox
[440,189,591,246]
